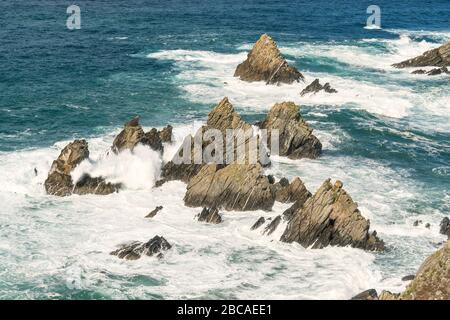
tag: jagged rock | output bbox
[145,206,163,218]
[392,41,450,68]
[413,220,422,227]
[280,179,384,251]
[260,102,322,159]
[379,290,400,300]
[184,163,275,211]
[440,217,450,237]
[159,125,173,143]
[263,215,282,235]
[110,236,172,260]
[402,275,415,281]
[274,177,311,204]
[425,223,431,229]
[399,240,450,300]
[300,79,337,96]
[351,289,379,300]
[197,207,222,224]
[45,140,119,196]
[154,179,166,187]
[427,66,449,76]
[112,117,170,153]
[251,217,266,230]
[234,34,304,85]
[161,98,269,183]
[411,69,427,74]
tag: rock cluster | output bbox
[280,179,384,251]
[234,34,304,84]
[259,102,322,159]
[112,117,172,154]
[411,66,450,76]
[44,139,119,196]
[393,41,450,68]
[110,236,172,260]
[300,79,337,96]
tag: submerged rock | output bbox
[145,206,163,218]
[392,41,450,68]
[44,140,119,196]
[259,102,322,159]
[234,34,304,84]
[440,217,450,237]
[300,79,337,96]
[401,275,415,281]
[197,207,222,224]
[399,240,450,300]
[184,163,275,211]
[280,179,384,251]
[263,215,282,236]
[251,217,266,230]
[351,289,379,300]
[111,117,170,153]
[110,236,172,260]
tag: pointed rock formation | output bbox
[263,215,282,236]
[300,79,337,96]
[159,125,173,143]
[392,41,450,68]
[351,289,379,300]
[184,163,275,211]
[280,179,384,251]
[145,206,163,218]
[251,217,266,230]
[197,207,223,224]
[45,140,119,196]
[234,34,304,84]
[110,236,172,260]
[259,102,322,159]
[274,177,311,204]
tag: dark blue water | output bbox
[0,0,449,299]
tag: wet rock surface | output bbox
[440,217,450,237]
[197,207,222,224]
[251,217,266,230]
[145,206,163,218]
[393,41,450,68]
[259,102,322,159]
[234,34,304,84]
[300,79,337,96]
[281,179,384,251]
[110,236,172,260]
[351,289,379,300]
[263,215,282,236]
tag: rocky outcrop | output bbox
[110,236,172,260]
[112,117,171,153]
[379,290,400,300]
[259,102,322,159]
[45,140,119,196]
[162,98,269,183]
[392,41,450,68]
[440,217,450,238]
[251,217,266,230]
[197,207,222,224]
[184,163,275,211]
[274,177,311,204]
[280,179,384,251]
[351,289,379,300]
[300,79,337,96]
[398,240,450,300]
[145,206,163,218]
[234,34,304,85]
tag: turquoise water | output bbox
[0,0,449,299]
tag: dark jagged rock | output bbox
[274,177,311,204]
[411,69,426,74]
[112,117,170,153]
[425,223,431,229]
[351,289,379,300]
[184,163,275,211]
[154,179,166,188]
[399,240,450,300]
[263,215,282,236]
[45,140,119,196]
[251,217,266,230]
[197,207,222,224]
[392,41,450,68]
[427,66,449,76]
[300,79,337,96]
[145,206,163,218]
[280,179,384,251]
[159,125,173,143]
[260,102,322,159]
[440,217,450,237]
[162,98,269,183]
[234,34,304,85]
[413,220,422,227]
[402,275,415,281]
[110,236,172,260]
